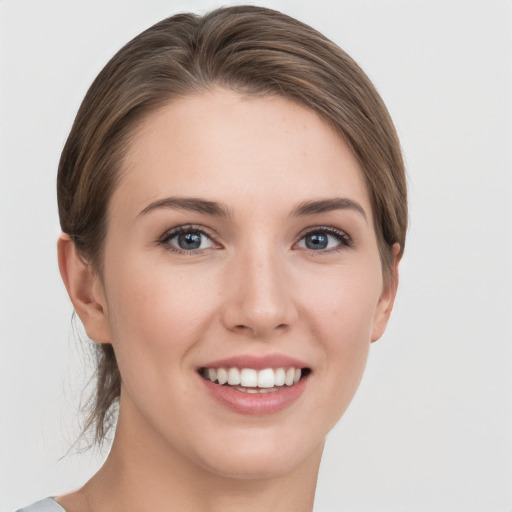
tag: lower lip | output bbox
[200,375,308,415]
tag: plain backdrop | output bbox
[1,1,511,511]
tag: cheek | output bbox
[303,261,382,346]
[101,259,222,442]
[106,257,215,341]
[300,262,382,418]
[102,260,207,383]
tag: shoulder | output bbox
[15,498,66,512]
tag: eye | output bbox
[161,226,217,253]
[296,228,351,251]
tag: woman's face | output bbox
[91,89,397,478]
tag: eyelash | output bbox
[295,226,352,254]
[158,224,352,255]
[159,224,219,255]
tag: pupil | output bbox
[306,233,328,250]
[178,232,201,250]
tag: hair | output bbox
[57,5,407,446]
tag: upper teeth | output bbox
[204,367,302,388]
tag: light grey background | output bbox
[1,1,511,510]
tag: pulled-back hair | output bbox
[57,5,407,445]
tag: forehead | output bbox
[113,88,371,219]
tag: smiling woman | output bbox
[15,5,406,512]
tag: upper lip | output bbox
[199,354,309,370]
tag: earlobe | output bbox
[57,234,112,343]
[371,243,401,343]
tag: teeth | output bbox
[285,368,295,386]
[234,386,279,394]
[257,368,275,388]
[227,368,241,385]
[203,366,306,388]
[217,367,228,385]
[274,368,285,386]
[240,368,258,387]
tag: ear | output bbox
[371,243,401,343]
[57,233,112,343]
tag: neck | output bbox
[76,397,323,512]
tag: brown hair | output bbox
[57,5,407,445]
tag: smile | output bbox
[199,367,310,393]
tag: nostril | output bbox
[231,322,289,335]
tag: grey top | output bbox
[15,498,65,512]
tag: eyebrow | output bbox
[138,195,367,221]
[292,197,367,221]
[138,197,232,218]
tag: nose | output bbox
[220,248,299,339]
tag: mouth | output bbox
[199,366,312,394]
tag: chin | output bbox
[186,425,325,480]
[198,448,322,481]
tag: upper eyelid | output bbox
[294,226,353,251]
[297,225,351,240]
[159,225,222,254]
[158,224,351,248]
[160,224,218,242]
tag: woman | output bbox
[17,5,406,511]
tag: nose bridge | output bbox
[222,240,297,337]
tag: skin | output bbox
[57,89,400,512]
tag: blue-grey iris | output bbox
[305,233,328,250]
[178,232,202,250]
